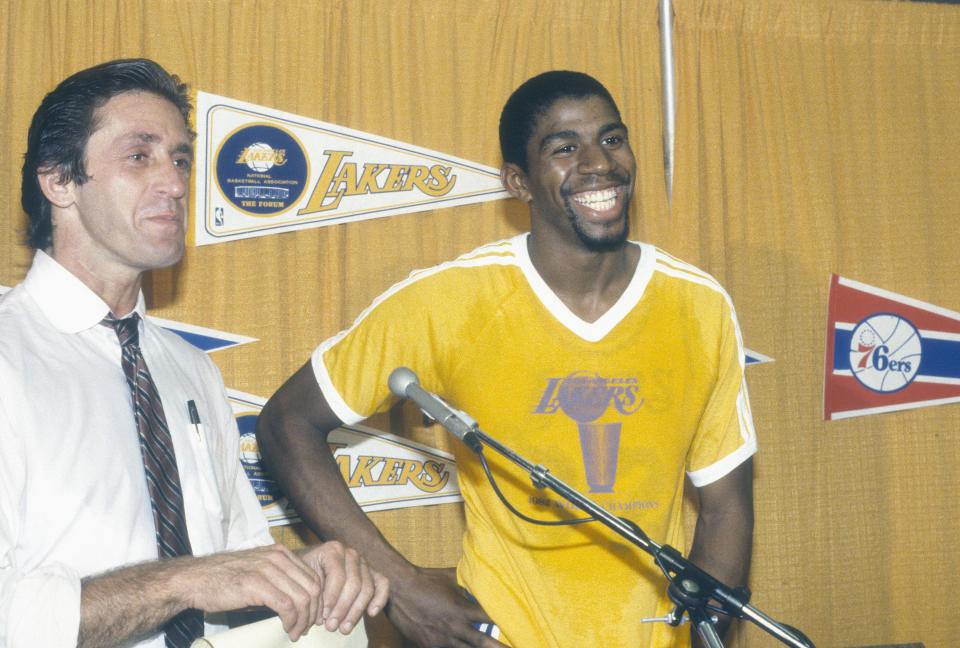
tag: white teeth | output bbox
[573,188,617,211]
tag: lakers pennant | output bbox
[228,390,462,525]
[194,91,508,246]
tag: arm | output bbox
[78,541,386,648]
[256,361,507,648]
[686,458,754,646]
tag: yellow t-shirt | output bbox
[313,234,756,648]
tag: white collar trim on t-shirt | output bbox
[513,233,656,342]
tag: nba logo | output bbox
[848,313,922,393]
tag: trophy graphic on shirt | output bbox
[392,366,815,648]
[534,370,644,493]
[576,421,622,493]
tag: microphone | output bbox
[388,367,483,452]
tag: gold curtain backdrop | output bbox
[1,1,958,646]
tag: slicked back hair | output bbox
[499,70,621,172]
[21,58,192,250]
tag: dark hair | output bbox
[21,58,192,250]
[499,70,621,172]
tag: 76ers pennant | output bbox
[824,274,960,419]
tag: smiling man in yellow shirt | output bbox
[257,70,756,648]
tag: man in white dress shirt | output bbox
[0,58,388,648]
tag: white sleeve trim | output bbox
[309,347,365,425]
[686,435,757,488]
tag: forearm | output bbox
[687,459,754,643]
[80,541,376,646]
[79,557,194,648]
[255,364,502,647]
[686,505,753,590]
[256,399,417,585]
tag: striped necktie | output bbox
[103,313,204,647]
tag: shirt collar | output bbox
[22,250,146,333]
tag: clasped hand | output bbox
[384,566,508,648]
[190,542,389,641]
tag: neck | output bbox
[47,246,144,317]
[526,232,640,323]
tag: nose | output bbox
[577,142,613,175]
[155,156,188,199]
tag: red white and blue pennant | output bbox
[824,274,960,420]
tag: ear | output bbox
[36,169,77,210]
[501,162,532,202]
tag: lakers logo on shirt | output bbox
[534,371,644,493]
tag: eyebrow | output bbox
[120,132,161,145]
[600,121,629,137]
[537,121,629,154]
[118,132,194,159]
[173,142,194,160]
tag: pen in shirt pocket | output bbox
[187,400,203,441]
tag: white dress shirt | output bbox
[0,251,272,648]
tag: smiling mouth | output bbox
[145,204,185,221]
[571,187,620,212]
[148,214,182,224]
[142,213,186,235]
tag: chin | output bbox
[580,236,628,253]
[147,245,186,270]
[576,220,630,252]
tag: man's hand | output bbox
[186,542,387,641]
[183,544,321,640]
[79,542,388,648]
[298,540,389,635]
[384,567,508,648]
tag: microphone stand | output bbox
[453,423,814,648]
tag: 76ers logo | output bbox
[849,313,922,393]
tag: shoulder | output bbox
[0,283,46,362]
[0,282,30,319]
[369,235,525,307]
[322,236,527,357]
[646,246,736,311]
[648,247,726,293]
[408,235,524,282]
